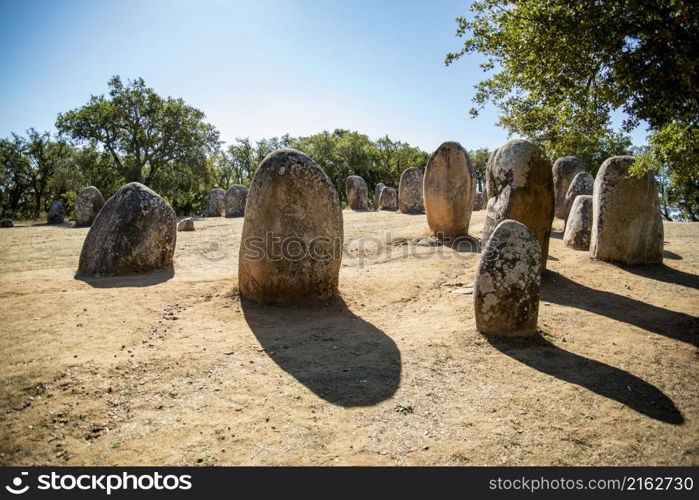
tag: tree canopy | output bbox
[56,76,220,187]
[447,0,698,219]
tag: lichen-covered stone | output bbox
[238,148,343,304]
[552,156,585,219]
[374,183,386,210]
[475,220,541,337]
[590,156,663,265]
[205,188,226,217]
[562,172,594,222]
[77,182,177,277]
[225,185,248,217]
[46,201,65,224]
[346,176,369,211]
[75,186,105,227]
[398,167,424,213]
[177,217,195,231]
[378,186,398,211]
[423,141,475,238]
[563,195,592,250]
[481,139,554,271]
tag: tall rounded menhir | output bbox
[345,175,369,211]
[225,184,248,217]
[590,156,663,265]
[481,139,554,272]
[423,141,475,238]
[474,219,542,337]
[238,148,343,304]
[75,186,105,227]
[398,167,424,213]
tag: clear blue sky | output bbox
[0,0,646,152]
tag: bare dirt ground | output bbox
[0,210,697,466]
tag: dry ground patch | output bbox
[1,210,697,465]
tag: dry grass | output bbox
[0,211,697,465]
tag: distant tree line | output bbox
[0,75,692,221]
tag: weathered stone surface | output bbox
[374,183,386,210]
[46,201,65,224]
[563,195,592,250]
[484,147,499,203]
[205,188,226,217]
[177,217,195,231]
[590,156,663,265]
[563,172,594,222]
[345,176,369,211]
[75,186,105,227]
[77,182,177,277]
[1,219,13,228]
[474,219,541,337]
[378,186,398,210]
[398,167,424,213]
[552,156,585,219]
[481,139,554,271]
[238,148,343,304]
[423,141,475,238]
[225,185,248,217]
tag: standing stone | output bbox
[46,201,65,224]
[1,219,13,228]
[481,139,554,271]
[484,147,499,203]
[423,141,475,238]
[239,148,343,304]
[77,182,177,277]
[474,220,541,337]
[75,186,105,227]
[552,156,585,219]
[563,195,593,251]
[225,185,248,217]
[590,156,663,265]
[177,217,195,231]
[398,167,424,213]
[562,172,594,222]
[378,186,398,211]
[345,176,369,211]
[374,183,386,210]
[205,188,226,217]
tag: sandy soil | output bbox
[0,210,697,466]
